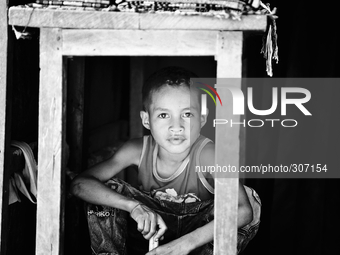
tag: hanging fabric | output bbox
[9,141,38,204]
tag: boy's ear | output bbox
[140,111,150,130]
[201,108,209,128]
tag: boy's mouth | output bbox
[167,136,186,144]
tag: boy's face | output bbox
[140,85,207,155]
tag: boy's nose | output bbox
[169,119,184,133]
[169,126,184,133]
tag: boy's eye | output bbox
[158,113,169,119]
[183,112,193,118]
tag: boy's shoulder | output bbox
[199,139,215,166]
[196,137,215,180]
[116,137,144,166]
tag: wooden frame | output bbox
[7,8,266,255]
[0,1,11,254]
[215,32,243,254]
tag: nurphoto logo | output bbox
[196,80,312,128]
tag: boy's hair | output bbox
[142,66,198,112]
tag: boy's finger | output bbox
[142,219,151,236]
[137,219,145,233]
[154,215,167,241]
[144,216,157,239]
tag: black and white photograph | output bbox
[1,0,339,254]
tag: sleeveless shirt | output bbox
[138,135,214,201]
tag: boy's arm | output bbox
[70,138,142,211]
[237,182,253,228]
[147,221,214,255]
[70,138,167,240]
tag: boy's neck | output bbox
[157,146,190,166]
[155,147,190,178]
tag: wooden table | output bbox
[5,7,267,255]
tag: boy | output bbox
[71,66,260,255]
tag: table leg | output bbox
[37,28,65,255]
[214,31,243,255]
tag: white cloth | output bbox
[9,141,38,205]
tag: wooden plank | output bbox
[0,1,11,254]
[214,32,243,255]
[0,0,8,248]
[37,28,65,255]
[62,29,218,56]
[67,57,85,174]
[8,8,139,29]
[129,57,144,139]
[140,13,267,31]
[8,7,267,31]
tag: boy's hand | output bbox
[146,236,193,255]
[130,203,167,240]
